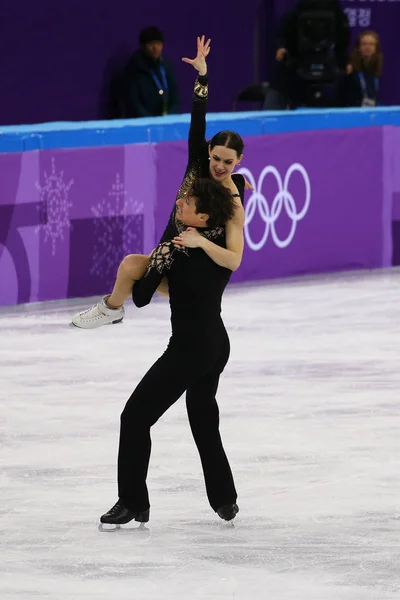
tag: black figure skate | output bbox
[217,503,239,522]
[99,500,149,531]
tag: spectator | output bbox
[343,31,383,107]
[124,26,180,118]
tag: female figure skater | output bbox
[100,177,240,526]
[72,36,247,329]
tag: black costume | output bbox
[272,0,350,108]
[101,74,244,524]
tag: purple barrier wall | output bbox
[0,128,395,306]
[0,145,156,306]
[235,127,392,282]
[391,128,400,220]
[390,127,400,265]
[155,127,392,284]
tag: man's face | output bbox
[144,41,163,60]
[175,196,209,228]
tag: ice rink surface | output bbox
[1,269,400,599]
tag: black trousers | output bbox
[117,325,237,512]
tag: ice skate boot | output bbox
[71,296,124,329]
[217,503,239,522]
[99,500,149,531]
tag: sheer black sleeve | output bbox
[188,72,209,165]
[232,173,246,205]
[132,242,184,307]
[157,73,209,245]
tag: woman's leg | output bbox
[107,253,150,307]
[71,253,149,329]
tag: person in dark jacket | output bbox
[274,0,350,69]
[271,0,351,107]
[124,26,180,118]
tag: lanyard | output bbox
[151,65,168,96]
[358,72,379,98]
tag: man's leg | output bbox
[101,346,193,525]
[185,372,238,514]
[116,344,197,513]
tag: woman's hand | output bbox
[173,227,204,249]
[276,48,287,62]
[244,177,255,191]
[182,35,211,76]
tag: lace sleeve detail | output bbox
[147,242,175,274]
[194,77,208,99]
[133,241,188,308]
[146,241,188,276]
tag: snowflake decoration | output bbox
[35,158,74,255]
[91,173,144,288]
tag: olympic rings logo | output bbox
[237,164,311,251]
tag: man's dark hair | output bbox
[188,178,236,228]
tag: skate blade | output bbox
[98,522,148,533]
[69,319,123,329]
[98,523,121,532]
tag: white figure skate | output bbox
[71,296,125,329]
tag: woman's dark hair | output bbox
[351,31,383,77]
[188,178,235,228]
[209,130,244,157]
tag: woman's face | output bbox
[208,145,242,183]
[359,35,377,59]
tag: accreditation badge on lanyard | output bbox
[151,65,169,115]
[359,72,378,108]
